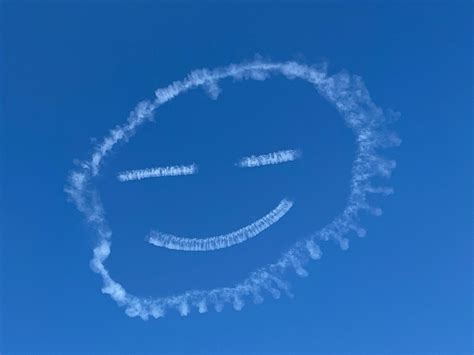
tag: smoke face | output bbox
[66,59,400,320]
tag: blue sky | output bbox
[1,1,472,354]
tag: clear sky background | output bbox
[1,1,472,354]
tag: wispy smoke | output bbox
[117,164,197,182]
[237,149,301,168]
[148,198,293,251]
[66,59,400,320]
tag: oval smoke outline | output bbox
[65,58,400,320]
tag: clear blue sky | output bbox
[1,1,472,354]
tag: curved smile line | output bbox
[147,198,294,252]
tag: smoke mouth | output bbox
[147,198,294,252]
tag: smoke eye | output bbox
[236,149,301,168]
[117,163,198,182]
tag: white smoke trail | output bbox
[65,58,400,320]
[117,164,197,182]
[237,149,301,168]
[148,198,293,251]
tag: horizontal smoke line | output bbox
[148,198,294,251]
[237,149,301,168]
[117,164,198,182]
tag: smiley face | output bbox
[66,59,399,320]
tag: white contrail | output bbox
[117,164,197,182]
[237,149,301,168]
[66,59,400,320]
[148,199,293,251]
